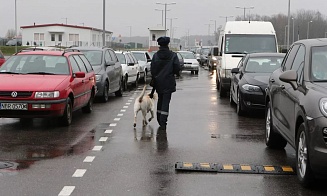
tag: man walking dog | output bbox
[150,36,181,130]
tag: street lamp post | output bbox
[155,9,170,27]
[292,17,295,44]
[156,2,176,36]
[307,21,313,39]
[219,16,234,22]
[167,17,177,39]
[127,26,132,44]
[102,0,105,47]
[284,25,288,48]
[15,0,17,52]
[287,0,290,49]
[235,6,254,21]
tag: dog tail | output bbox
[138,85,147,103]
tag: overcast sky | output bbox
[1,0,327,39]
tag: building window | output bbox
[58,34,62,41]
[69,34,79,42]
[51,34,55,41]
[152,34,156,41]
[34,33,44,41]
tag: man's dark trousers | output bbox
[157,93,172,128]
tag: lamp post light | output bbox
[307,21,313,39]
[235,6,254,21]
[156,2,176,36]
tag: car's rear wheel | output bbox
[61,97,72,126]
[101,81,109,103]
[123,75,128,91]
[296,123,315,187]
[82,92,94,113]
[265,101,287,149]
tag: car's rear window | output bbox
[79,50,103,66]
[0,54,69,75]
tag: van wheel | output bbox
[219,82,226,97]
[265,101,287,149]
[195,70,199,74]
[296,123,315,187]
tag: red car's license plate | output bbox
[0,103,28,110]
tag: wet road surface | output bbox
[0,67,327,195]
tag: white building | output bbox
[20,23,113,47]
[148,27,166,51]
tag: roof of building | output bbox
[20,23,112,34]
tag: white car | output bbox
[131,51,152,83]
[177,51,199,74]
[115,51,140,90]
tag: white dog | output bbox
[133,85,157,127]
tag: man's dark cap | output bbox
[157,36,170,46]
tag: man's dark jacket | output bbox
[150,46,181,94]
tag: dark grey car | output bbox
[72,47,123,102]
[265,38,327,187]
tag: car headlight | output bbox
[95,75,102,82]
[319,98,327,117]
[220,69,231,78]
[242,84,261,92]
[212,57,217,61]
[35,91,60,98]
[192,62,199,65]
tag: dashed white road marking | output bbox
[99,137,108,142]
[110,123,117,127]
[105,129,113,134]
[114,118,120,121]
[126,103,131,105]
[92,146,102,151]
[128,100,132,102]
[83,156,95,163]
[130,97,135,99]
[72,169,86,177]
[117,113,123,117]
[123,106,129,109]
[58,186,75,196]
[121,109,126,112]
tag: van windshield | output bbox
[225,34,277,54]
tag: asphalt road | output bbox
[0,66,326,195]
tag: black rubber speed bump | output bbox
[175,162,296,175]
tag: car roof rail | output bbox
[62,48,80,56]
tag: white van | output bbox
[216,21,278,97]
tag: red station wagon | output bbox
[0,50,96,126]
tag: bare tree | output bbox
[6,29,16,39]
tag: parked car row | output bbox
[216,37,327,187]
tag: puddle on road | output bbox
[211,134,265,141]
[0,129,97,176]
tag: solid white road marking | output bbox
[83,156,95,163]
[72,169,86,177]
[105,129,113,134]
[92,146,102,151]
[58,186,75,196]
[99,137,108,142]
[110,123,117,127]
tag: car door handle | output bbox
[280,85,285,89]
[270,78,275,83]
